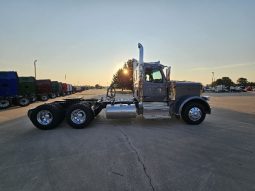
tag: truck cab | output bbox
[133,61,170,102]
[133,43,210,123]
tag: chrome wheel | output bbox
[188,107,202,121]
[71,109,86,124]
[37,110,53,125]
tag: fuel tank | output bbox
[105,104,137,119]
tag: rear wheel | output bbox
[50,93,56,99]
[66,103,94,129]
[40,95,48,101]
[29,104,61,130]
[0,99,11,109]
[30,96,37,102]
[17,97,30,107]
[181,102,206,125]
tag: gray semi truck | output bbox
[28,43,211,130]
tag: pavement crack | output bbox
[120,128,155,191]
[111,171,124,177]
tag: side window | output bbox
[152,70,163,82]
[145,68,163,83]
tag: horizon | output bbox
[1,0,255,86]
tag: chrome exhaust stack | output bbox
[138,43,144,65]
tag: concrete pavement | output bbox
[0,92,255,191]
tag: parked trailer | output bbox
[0,71,19,109]
[18,76,37,105]
[67,84,73,95]
[58,82,63,96]
[28,43,211,130]
[36,80,52,101]
[51,81,60,98]
[61,83,68,96]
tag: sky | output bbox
[0,0,255,86]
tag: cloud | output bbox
[191,63,255,71]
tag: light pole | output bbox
[212,72,215,86]
[34,60,37,79]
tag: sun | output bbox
[123,69,128,75]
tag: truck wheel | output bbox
[51,93,56,99]
[181,102,206,125]
[40,95,48,101]
[66,103,94,129]
[29,104,61,130]
[30,96,37,102]
[18,97,30,107]
[0,99,11,109]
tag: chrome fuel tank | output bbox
[105,104,137,119]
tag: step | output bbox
[143,102,171,119]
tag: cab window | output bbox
[145,68,163,83]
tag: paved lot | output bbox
[0,90,255,191]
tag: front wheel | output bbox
[181,102,206,125]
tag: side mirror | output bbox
[166,66,171,81]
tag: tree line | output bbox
[211,77,255,87]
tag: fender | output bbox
[175,96,211,116]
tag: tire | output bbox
[29,104,61,130]
[30,96,37,102]
[17,97,30,107]
[40,95,48,101]
[0,99,11,109]
[50,93,56,99]
[66,103,94,129]
[181,102,206,125]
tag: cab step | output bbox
[142,102,171,119]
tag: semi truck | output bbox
[18,76,37,105]
[0,71,19,109]
[0,72,37,108]
[27,43,211,130]
[51,81,60,98]
[36,79,52,101]
[61,83,68,96]
[67,84,73,95]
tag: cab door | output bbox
[143,67,167,102]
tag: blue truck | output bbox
[0,71,35,109]
[0,71,19,109]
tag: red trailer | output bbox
[62,83,68,96]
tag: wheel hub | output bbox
[37,110,53,125]
[188,107,202,121]
[71,109,86,124]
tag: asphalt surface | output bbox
[0,91,255,191]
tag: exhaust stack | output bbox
[138,43,144,65]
